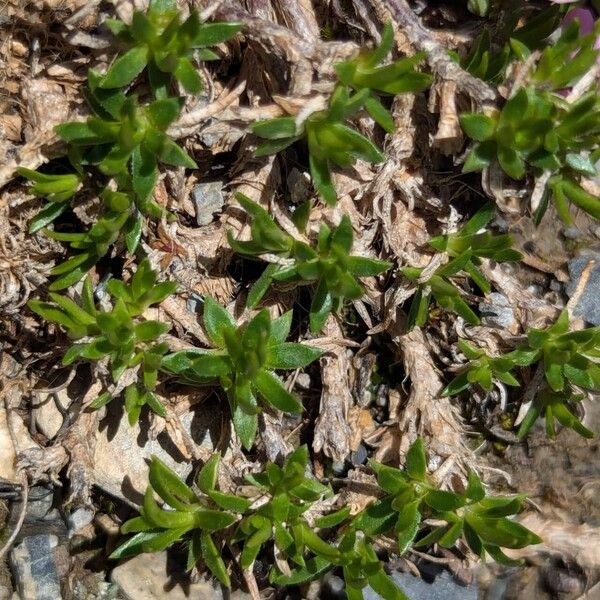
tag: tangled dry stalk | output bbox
[2,0,600,597]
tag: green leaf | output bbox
[232,405,258,450]
[309,153,336,206]
[125,212,143,254]
[269,556,332,586]
[441,371,471,396]
[395,501,421,555]
[309,280,333,334]
[157,136,197,168]
[252,117,298,140]
[463,141,496,172]
[203,297,235,347]
[188,354,232,379]
[174,57,203,94]
[147,97,183,130]
[100,46,149,88]
[246,264,279,309]
[193,22,242,46]
[254,137,299,157]
[405,437,426,481]
[329,123,384,163]
[134,320,170,341]
[149,455,197,510]
[365,96,395,133]
[208,490,252,513]
[254,369,302,413]
[346,256,392,277]
[89,392,112,409]
[110,530,171,559]
[459,113,496,141]
[465,471,486,501]
[267,342,322,370]
[29,202,69,233]
[55,121,114,145]
[352,496,397,536]
[269,310,293,345]
[423,489,465,512]
[497,145,525,180]
[195,454,219,495]
[48,292,96,327]
[315,506,351,529]
[200,532,230,587]
[27,300,83,334]
[368,569,408,600]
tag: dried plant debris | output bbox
[1,0,600,598]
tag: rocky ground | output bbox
[2,0,600,599]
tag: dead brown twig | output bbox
[380,0,496,103]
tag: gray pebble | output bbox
[191,181,224,226]
[10,535,62,600]
[566,251,600,325]
[350,444,368,466]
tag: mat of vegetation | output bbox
[1,1,600,599]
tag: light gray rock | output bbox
[478,292,515,329]
[192,181,224,226]
[23,486,54,521]
[33,390,71,440]
[10,535,63,600]
[567,251,600,325]
[364,570,477,600]
[92,399,220,504]
[67,508,94,538]
[112,552,225,600]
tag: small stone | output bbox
[10,535,62,600]
[0,409,40,483]
[67,508,94,538]
[192,181,224,226]
[566,252,600,325]
[350,444,368,466]
[92,399,219,503]
[287,168,312,204]
[331,460,347,476]
[33,390,71,440]
[23,486,54,521]
[322,573,345,599]
[478,293,515,330]
[112,552,229,600]
[364,570,477,600]
[563,226,582,240]
[295,373,311,390]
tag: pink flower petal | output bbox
[563,7,596,35]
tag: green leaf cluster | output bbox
[461,6,561,83]
[356,438,542,565]
[56,87,196,201]
[402,203,521,328]
[28,259,176,423]
[101,0,241,97]
[428,202,521,294]
[252,87,384,206]
[460,19,600,224]
[112,439,541,598]
[445,310,600,439]
[442,340,529,396]
[112,445,407,599]
[23,2,239,291]
[110,455,239,587]
[17,167,82,233]
[252,22,431,206]
[42,188,141,291]
[161,298,322,449]
[335,22,431,133]
[227,193,391,333]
